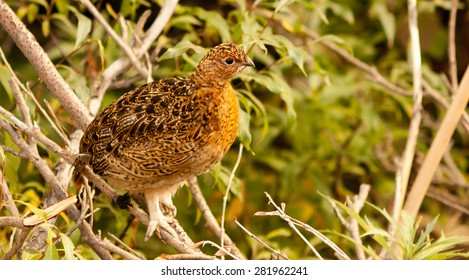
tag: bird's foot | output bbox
[144,216,178,242]
[160,201,177,218]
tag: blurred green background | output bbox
[1,0,468,259]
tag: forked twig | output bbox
[256,192,350,260]
[235,219,289,260]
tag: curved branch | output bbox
[0,0,92,130]
[90,0,179,115]
[188,177,245,260]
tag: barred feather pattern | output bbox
[75,43,253,194]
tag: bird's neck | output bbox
[190,65,227,89]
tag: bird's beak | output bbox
[243,58,255,68]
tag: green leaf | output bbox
[242,71,296,123]
[50,13,77,35]
[370,1,396,48]
[16,200,48,222]
[195,8,231,42]
[41,18,50,37]
[238,108,252,150]
[3,133,20,191]
[26,4,39,23]
[267,34,307,75]
[265,228,291,240]
[413,236,469,260]
[55,0,70,15]
[327,2,355,25]
[44,244,59,260]
[274,0,296,14]
[240,12,265,50]
[0,66,13,103]
[69,7,92,47]
[58,65,90,103]
[158,40,206,62]
[170,15,203,30]
[60,233,77,260]
[237,89,269,143]
[28,0,49,9]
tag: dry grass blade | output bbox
[404,64,469,217]
[23,195,77,226]
[256,192,350,260]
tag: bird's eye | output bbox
[224,57,235,65]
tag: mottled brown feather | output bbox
[75,43,253,195]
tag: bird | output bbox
[74,42,255,241]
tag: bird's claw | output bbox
[144,217,178,242]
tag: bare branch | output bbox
[23,196,77,226]
[90,0,179,115]
[187,176,245,259]
[79,0,149,78]
[257,192,350,260]
[158,253,217,260]
[108,233,145,260]
[395,0,423,220]
[0,217,24,229]
[235,219,289,260]
[427,187,469,216]
[192,240,240,260]
[96,238,143,260]
[303,27,412,97]
[0,0,92,129]
[1,226,32,260]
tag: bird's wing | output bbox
[79,77,212,177]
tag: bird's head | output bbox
[192,42,255,87]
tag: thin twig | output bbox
[302,26,412,97]
[220,144,243,257]
[448,0,459,95]
[108,232,145,260]
[1,173,20,218]
[97,238,143,260]
[260,193,321,259]
[256,194,350,260]
[235,219,289,260]
[192,240,240,260]
[427,187,469,216]
[442,145,467,186]
[346,184,370,260]
[90,0,179,116]
[158,253,217,260]
[0,120,113,259]
[423,80,469,134]
[79,0,149,78]
[403,64,469,216]
[0,226,32,260]
[187,177,245,259]
[395,0,423,223]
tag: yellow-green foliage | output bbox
[1,0,468,259]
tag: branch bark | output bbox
[0,0,92,130]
